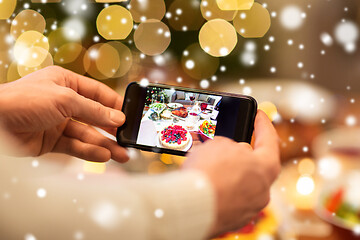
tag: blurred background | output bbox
[1,0,360,239]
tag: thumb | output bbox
[60,88,126,127]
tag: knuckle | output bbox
[58,88,76,105]
[238,142,253,151]
[45,65,64,73]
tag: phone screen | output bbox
[136,86,223,152]
[117,83,257,156]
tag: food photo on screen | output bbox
[136,87,222,152]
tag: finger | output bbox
[60,68,123,110]
[53,135,111,162]
[253,110,279,157]
[99,127,117,137]
[64,120,129,163]
[58,87,126,128]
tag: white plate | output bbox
[167,103,183,109]
[156,132,193,152]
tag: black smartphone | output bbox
[116,82,257,156]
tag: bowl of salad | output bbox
[150,103,166,113]
[199,120,216,142]
[315,171,360,230]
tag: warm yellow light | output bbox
[296,175,315,195]
[17,51,53,77]
[95,0,127,2]
[298,158,315,175]
[199,19,238,57]
[181,43,219,79]
[216,0,254,10]
[14,31,49,68]
[148,161,168,175]
[107,41,133,78]
[96,5,133,40]
[83,43,121,80]
[233,2,271,38]
[258,101,278,122]
[200,0,237,21]
[83,161,106,174]
[54,42,83,64]
[0,0,17,20]
[10,10,46,39]
[7,61,21,82]
[160,154,173,165]
[48,28,82,57]
[129,0,166,23]
[134,19,171,56]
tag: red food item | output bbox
[161,125,188,144]
[171,107,188,118]
[326,188,344,213]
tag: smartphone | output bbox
[116,82,257,156]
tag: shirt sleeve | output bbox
[0,155,215,240]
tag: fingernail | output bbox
[110,110,125,126]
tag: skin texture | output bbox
[0,67,280,236]
[0,66,129,163]
[184,110,281,237]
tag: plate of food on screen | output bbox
[157,125,192,151]
[171,107,188,119]
[150,103,166,113]
[199,120,216,141]
[167,103,183,110]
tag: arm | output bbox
[0,153,215,240]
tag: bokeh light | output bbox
[96,5,133,40]
[14,30,49,68]
[216,0,254,10]
[0,0,17,20]
[107,41,133,78]
[84,43,120,80]
[200,0,237,21]
[10,9,46,39]
[134,19,171,56]
[18,51,53,77]
[62,18,86,41]
[62,0,90,15]
[58,46,87,75]
[297,158,315,175]
[30,0,61,2]
[317,156,342,180]
[199,19,237,57]
[280,5,304,30]
[233,2,271,38]
[7,61,21,82]
[129,0,166,23]
[181,43,219,79]
[168,0,205,31]
[296,175,315,195]
[258,101,278,121]
[334,21,359,53]
[95,0,127,2]
[48,27,81,56]
[54,42,83,65]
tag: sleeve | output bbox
[0,155,215,240]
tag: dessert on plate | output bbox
[159,125,190,150]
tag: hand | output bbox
[183,110,280,237]
[0,66,129,163]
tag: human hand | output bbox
[0,66,129,163]
[183,110,280,237]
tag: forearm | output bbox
[0,155,215,240]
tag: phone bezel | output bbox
[117,82,257,156]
